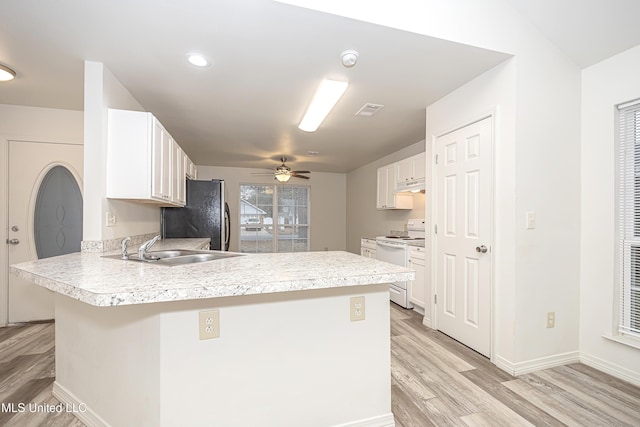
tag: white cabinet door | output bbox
[184,154,197,180]
[161,131,173,202]
[174,143,186,205]
[376,167,389,209]
[396,153,426,183]
[360,238,377,258]
[408,247,426,309]
[151,120,173,202]
[151,119,164,200]
[396,157,413,182]
[413,152,426,180]
[377,164,413,210]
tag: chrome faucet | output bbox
[121,237,131,259]
[138,235,161,260]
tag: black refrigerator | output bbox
[161,179,230,251]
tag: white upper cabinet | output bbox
[107,108,187,207]
[396,152,426,183]
[174,143,186,206]
[184,154,197,180]
[377,164,413,210]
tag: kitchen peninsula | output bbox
[11,240,414,427]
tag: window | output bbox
[618,100,640,338]
[240,184,310,253]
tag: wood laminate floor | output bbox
[1,306,639,426]
[390,304,640,427]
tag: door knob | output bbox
[6,238,20,245]
[475,245,488,253]
[11,225,19,232]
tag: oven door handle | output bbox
[376,241,406,249]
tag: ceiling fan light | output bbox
[298,79,348,132]
[0,64,16,82]
[275,173,291,182]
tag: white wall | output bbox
[285,0,583,372]
[0,104,83,326]
[83,61,160,243]
[196,166,346,252]
[581,45,640,385]
[346,140,425,254]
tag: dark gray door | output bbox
[34,166,83,259]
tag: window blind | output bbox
[618,100,640,337]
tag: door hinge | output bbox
[434,224,438,234]
[434,294,437,304]
[434,154,438,164]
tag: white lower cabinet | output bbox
[360,238,377,259]
[408,246,426,312]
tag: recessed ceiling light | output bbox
[187,53,209,67]
[307,151,320,156]
[0,64,16,82]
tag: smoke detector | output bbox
[341,50,359,68]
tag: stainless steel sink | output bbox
[103,249,243,266]
[145,249,209,259]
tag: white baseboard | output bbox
[333,413,396,427]
[52,382,109,427]
[54,381,394,427]
[580,352,640,387]
[492,351,580,376]
[422,316,432,329]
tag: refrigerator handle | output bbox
[224,202,230,251]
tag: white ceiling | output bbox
[506,0,640,68]
[0,0,638,173]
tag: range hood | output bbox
[394,177,425,193]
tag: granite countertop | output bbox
[406,240,426,248]
[10,239,414,307]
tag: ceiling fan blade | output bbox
[250,172,276,175]
[291,170,311,174]
[291,174,310,179]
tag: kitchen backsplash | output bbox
[81,232,160,254]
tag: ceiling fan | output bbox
[253,157,311,182]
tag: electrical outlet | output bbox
[350,296,365,322]
[199,310,220,340]
[526,212,536,229]
[546,311,555,328]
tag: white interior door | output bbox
[7,141,83,323]
[435,117,492,357]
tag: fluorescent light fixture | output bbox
[298,79,348,132]
[187,53,209,67]
[0,64,16,81]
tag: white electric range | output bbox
[376,219,425,308]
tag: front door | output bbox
[7,140,83,323]
[434,117,492,357]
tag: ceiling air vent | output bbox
[356,103,384,117]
